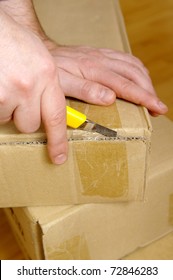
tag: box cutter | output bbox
[66,106,117,138]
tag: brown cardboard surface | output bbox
[4,116,173,259]
[33,0,130,51]
[4,208,44,260]
[123,232,173,260]
[0,0,151,207]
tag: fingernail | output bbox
[158,101,168,111]
[100,89,115,104]
[54,153,67,165]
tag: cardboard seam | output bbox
[0,136,148,146]
[23,208,46,259]
[0,140,47,146]
[35,221,46,260]
[40,205,84,234]
[69,136,148,142]
[142,108,153,132]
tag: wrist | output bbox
[0,0,61,51]
[42,37,61,51]
[0,0,47,38]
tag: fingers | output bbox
[58,69,116,105]
[0,110,12,125]
[53,46,168,115]
[0,78,68,165]
[56,46,149,77]
[99,57,156,96]
[81,66,168,115]
[99,48,148,71]
[81,48,156,97]
[13,99,41,133]
[0,91,16,124]
[0,78,67,167]
[41,80,68,165]
[0,115,12,125]
[0,11,68,165]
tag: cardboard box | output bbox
[0,0,152,207]
[123,232,173,260]
[4,116,173,259]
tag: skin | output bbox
[0,0,168,164]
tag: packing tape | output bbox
[68,101,129,198]
[47,234,90,260]
[74,141,128,198]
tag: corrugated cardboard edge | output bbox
[42,166,173,260]
[0,0,152,208]
[4,114,173,259]
[24,206,85,260]
[4,205,80,259]
[4,208,45,260]
[4,167,173,260]
[0,0,152,146]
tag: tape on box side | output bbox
[46,234,91,260]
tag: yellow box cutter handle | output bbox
[66,106,87,128]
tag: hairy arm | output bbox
[0,0,57,50]
[0,4,68,164]
[0,0,168,117]
[0,0,46,38]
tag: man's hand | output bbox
[46,44,168,116]
[0,0,167,116]
[0,0,168,167]
[0,10,68,164]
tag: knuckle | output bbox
[15,118,41,134]
[47,108,66,128]
[120,79,132,92]
[127,53,144,66]
[88,49,103,58]
[79,57,96,69]
[0,92,6,105]
[80,81,92,97]
[79,57,99,80]
[80,81,98,100]
[41,59,56,78]
[130,64,148,80]
[0,115,12,124]
[129,64,140,75]
[12,75,34,93]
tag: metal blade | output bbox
[79,119,117,138]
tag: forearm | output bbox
[0,0,58,49]
[0,0,47,39]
